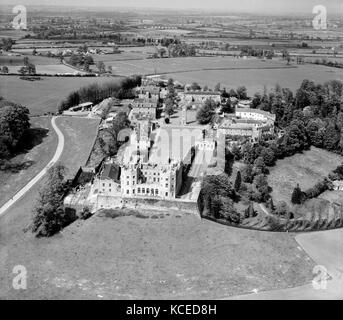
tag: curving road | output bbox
[0,116,65,216]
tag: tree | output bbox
[253,174,270,202]
[190,82,201,91]
[1,66,8,74]
[31,164,74,237]
[97,61,106,73]
[214,82,221,92]
[0,102,30,151]
[234,171,242,191]
[220,197,241,223]
[244,202,256,218]
[23,56,29,66]
[18,66,28,75]
[291,184,303,205]
[236,86,248,99]
[241,163,254,183]
[196,98,216,124]
[0,38,14,51]
[27,63,36,75]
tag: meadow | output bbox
[0,54,60,66]
[105,56,343,94]
[6,64,81,74]
[0,76,121,115]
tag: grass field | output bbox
[268,147,343,205]
[0,205,314,299]
[6,64,82,75]
[54,117,100,179]
[105,56,343,94]
[0,54,61,66]
[0,76,121,115]
[0,117,57,208]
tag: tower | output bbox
[180,104,187,126]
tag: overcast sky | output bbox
[2,0,343,15]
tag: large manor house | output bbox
[64,76,276,211]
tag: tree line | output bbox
[58,75,142,113]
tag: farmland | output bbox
[5,64,82,75]
[0,76,121,115]
[268,147,343,206]
[0,54,61,66]
[104,56,343,94]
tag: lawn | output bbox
[54,116,100,179]
[268,147,343,205]
[0,205,315,299]
[0,76,121,115]
[0,117,57,207]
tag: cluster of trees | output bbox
[200,174,241,224]
[99,111,131,157]
[240,46,273,59]
[0,66,9,74]
[0,38,14,51]
[19,56,36,75]
[0,98,30,164]
[196,98,218,124]
[250,80,343,155]
[164,78,177,117]
[58,76,141,112]
[68,53,94,71]
[290,162,343,206]
[167,43,196,57]
[31,164,75,237]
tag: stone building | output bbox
[128,98,158,124]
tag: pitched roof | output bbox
[100,164,121,183]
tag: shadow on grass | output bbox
[1,127,49,173]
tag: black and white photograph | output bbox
[0,0,343,304]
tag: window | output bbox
[133,189,135,194]
[126,190,129,194]
[153,178,156,182]
[103,183,105,187]
[146,188,150,194]
[109,183,111,187]
[142,188,145,193]
[109,189,111,192]
[165,192,168,196]
[165,183,168,187]
[155,189,159,195]
[127,181,129,185]
[138,188,141,193]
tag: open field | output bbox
[0,203,315,299]
[105,56,343,94]
[0,117,57,208]
[268,147,343,205]
[6,64,82,74]
[0,76,121,115]
[0,54,61,66]
[165,63,343,95]
[106,56,292,76]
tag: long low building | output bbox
[218,107,275,141]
